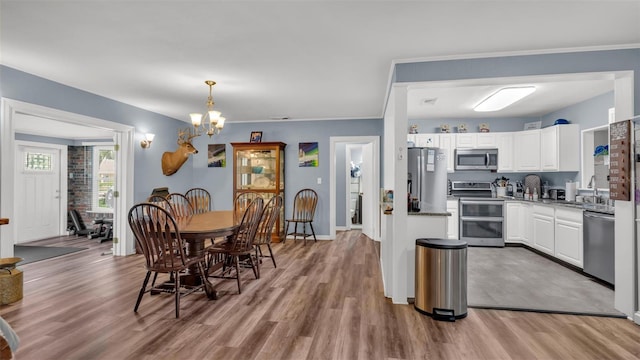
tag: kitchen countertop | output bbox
[408,211,451,216]
[446,196,615,215]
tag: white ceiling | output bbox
[1,1,639,130]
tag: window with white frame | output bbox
[92,145,115,212]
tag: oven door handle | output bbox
[485,153,489,167]
[460,216,503,222]
[460,200,503,205]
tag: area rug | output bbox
[14,245,86,265]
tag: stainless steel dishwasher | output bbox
[583,210,615,285]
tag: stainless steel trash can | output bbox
[414,238,467,321]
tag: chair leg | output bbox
[309,222,317,242]
[254,246,261,279]
[249,253,258,279]
[174,271,181,318]
[134,271,151,313]
[267,243,277,268]
[283,221,289,244]
[302,223,307,246]
[234,256,242,294]
[294,222,299,242]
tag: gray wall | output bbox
[188,119,383,236]
[395,49,640,116]
[1,65,192,203]
[1,66,384,238]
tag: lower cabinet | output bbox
[506,202,584,268]
[505,201,532,245]
[446,199,458,239]
[532,205,555,255]
[554,208,583,267]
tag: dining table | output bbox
[174,210,238,300]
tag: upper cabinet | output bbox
[540,124,579,171]
[408,124,579,173]
[497,132,515,172]
[514,130,541,171]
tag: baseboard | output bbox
[284,235,332,241]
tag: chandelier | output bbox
[189,80,225,137]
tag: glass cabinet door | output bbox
[236,149,277,191]
[232,142,286,242]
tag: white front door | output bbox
[15,142,62,243]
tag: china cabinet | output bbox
[232,142,286,242]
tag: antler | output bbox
[177,128,200,144]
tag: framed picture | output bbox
[298,142,319,167]
[250,131,262,143]
[207,144,226,167]
[524,121,542,130]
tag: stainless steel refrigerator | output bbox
[407,147,447,213]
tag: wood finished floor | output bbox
[1,231,640,359]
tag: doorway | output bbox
[330,136,380,241]
[0,98,135,258]
[14,141,66,243]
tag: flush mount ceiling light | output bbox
[189,80,226,137]
[474,86,536,112]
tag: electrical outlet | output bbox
[317,177,322,184]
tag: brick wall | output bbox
[67,146,93,226]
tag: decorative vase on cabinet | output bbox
[232,142,286,242]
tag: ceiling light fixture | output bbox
[474,86,536,112]
[189,80,226,137]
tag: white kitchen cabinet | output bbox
[446,199,459,239]
[414,133,439,147]
[497,132,514,172]
[407,134,416,146]
[476,133,497,148]
[521,202,532,245]
[505,201,524,243]
[540,124,579,171]
[455,133,476,148]
[439,134,455,173]
[505,201,532,245]
[554,207,583,268]
[514,129,541,171]
[532,204,554,255]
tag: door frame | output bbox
[330,136,380,240]
[14,140,68,241]
[1,98,135,257]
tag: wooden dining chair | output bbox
[185,188,211,214]
[284,188,318,245]
[207,197,263,294]
[167,193,194,219]
[128,203,209,318]
[234,191,261,221]
[253,195,283,277]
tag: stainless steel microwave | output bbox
[454,148,498,170]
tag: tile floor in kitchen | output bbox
[467,246,625,317]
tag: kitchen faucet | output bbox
[588,175,599,203]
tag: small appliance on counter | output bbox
[514,181,524,199]
[549,188,566,200]
[523,174,541,197]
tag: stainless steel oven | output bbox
[459,198,504,247]
[451,181,504,247]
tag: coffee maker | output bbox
[513,181,524,198]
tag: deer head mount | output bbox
[161,129,199,176]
